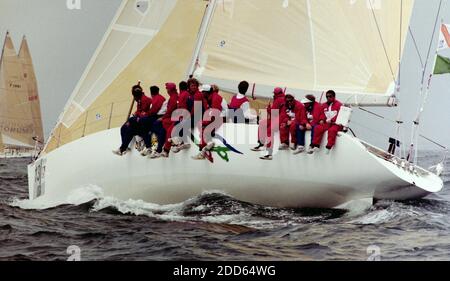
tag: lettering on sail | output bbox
[8,82,21,89]
[0,123,34,135]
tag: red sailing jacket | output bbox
[320,100,343,124]
[148,94,166,116]
[178,90,190,111]
[134,94,152,118]
[267,93,286,120]
[228,95,249,109]
[209,92,224,111]
[191,90,207,115]
[281,100,305,125]
[163,92,179,121]
[304,102,323,127]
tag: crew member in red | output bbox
[178,81,190,111]
[149,82,179,159]
[113,83,151,156]
[308,90,343,154]
[293,94,322,154]
[227,80,256,123]
[140,86,166,157]
[279,94,305,151]
[192,84,224,160]
[172,78,203,153]
[189,78,207,116]
[253,87,285,160]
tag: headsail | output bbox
[0,32,36,149]
[193,0,415,106]
[59,0,179,128]
[44,0,207,153]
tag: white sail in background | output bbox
[194,0,414,105]
[44,0,207,153]
[0,32,36,148]
[60,0,178,128]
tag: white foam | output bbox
[11,184,105,210]
[349,209,397,225]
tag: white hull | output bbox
[27,124,443,209]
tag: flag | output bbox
[433,55,450,75]
[437,24,450,51]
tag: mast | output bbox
[186,0,217,78]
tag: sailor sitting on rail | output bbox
[307,90,343,154]
[280,94,305,151]
[147,82,179,159]
[253,87,286,160]
[171,78,205,153]
[139,86,166,157]
[191,84,226,160]
[293,95,322,155]
[113,83,151,156]
[173,81,192,151]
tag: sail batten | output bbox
[194,0,414,105]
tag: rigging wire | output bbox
[357,107,398,124]
[409,26,425,68]
[410,0,444,164]
[368,0,396,82]
[395,0,405,159]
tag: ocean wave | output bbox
[347,200,435,225]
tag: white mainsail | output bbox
[193,0,414,106]
[44,0,207,153]
[0,32,37,149]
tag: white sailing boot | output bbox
[160,151,169,158]
[278,143,289,150]
[259,153,273,160]
[112,148,127,156]
[307,146,319,154]
[148,151,161,159]
[290,143,297,150]
[169,137,183,146]
[293,146,305,155]
[134,138,145,152]
[140,147,152,156]
[204,141,215,151]
[191,151,206,160]
[251,142,264,152]
[173,142,191,153]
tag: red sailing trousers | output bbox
[162,118,175,152]
[280,121,297,145]
[311,123,342,149]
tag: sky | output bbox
[0,0,449,153]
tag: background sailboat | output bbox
[27,0,443,209]
[0,32,44,158]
